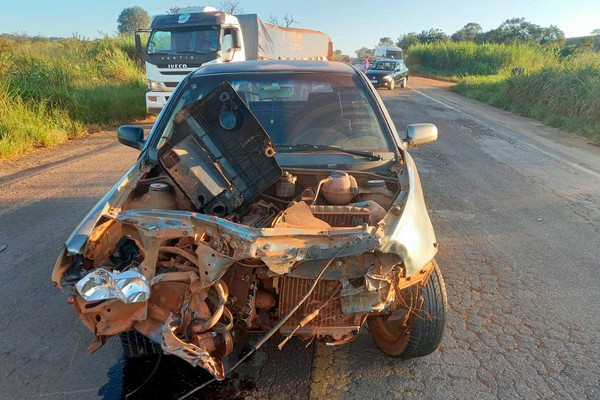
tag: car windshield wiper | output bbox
[274,143,383,161]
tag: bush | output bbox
[0,35,147,158]
[406,41,549,76]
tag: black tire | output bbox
[388,79,395,90]
[368,260,447,358]
[400,77,407,88]
[119,331,162,358]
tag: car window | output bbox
[371,61,395,71]
[157,72,394,153]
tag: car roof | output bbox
[191,60,357,77]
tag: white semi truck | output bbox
[136,7,333,114]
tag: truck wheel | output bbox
[119,331,162,358]
[367,260,447,358]
[400,77,407,88]
[388,79,395,90]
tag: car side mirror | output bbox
[403,123,438,148]
[118,125,145,150]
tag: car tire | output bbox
[367,260,447,358]
[119,331,162,358]
[400,77,407,88]
[388,79,395,90]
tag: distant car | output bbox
[367,59,409,90]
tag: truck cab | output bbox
[137,8,333,114]
[138,8,245,114]
[374,45,404,61]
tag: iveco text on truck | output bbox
[136,7,333,113]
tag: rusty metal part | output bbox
[254,290,276,310]
[188,280,227,334]
[74,296,147,337]
[278,277,357,338]
[272,201,331,230]
[159,246,198,266]
[310,204,370,227]
[111,207,380,281]
[161,315,226,380]
[126,183,178,211]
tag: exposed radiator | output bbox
[310,205,370,227]
[278,277,357,335]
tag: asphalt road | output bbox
[0,77,598,400]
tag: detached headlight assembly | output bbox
[147,79,162,90]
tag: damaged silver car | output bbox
[52,61,447,381]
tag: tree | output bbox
[378,37,394,46]
[267,13,299,28]
[218,1,243,14]
[539,25,565,46]
[117,6,150,35]
[476,18,565,46]
[396,32,419,49]
[417,29,448,44]
[451,22,482,42]
[355,47,374,59]
[333,49,344,61]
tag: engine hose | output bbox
[189,280,227,334]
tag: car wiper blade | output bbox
[274,143,383,161]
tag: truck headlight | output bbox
[147,79,162,90]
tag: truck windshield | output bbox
[386,50,403,60]
[147,28,218,55]
[156,72,395,155]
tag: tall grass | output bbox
[453,53,600,138]
[407,41,600,140]
[407,41,550,76]
[0,35,147,158]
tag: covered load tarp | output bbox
[236,14,332,61]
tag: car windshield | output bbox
[370,61,396,71]
[156,72,394,155]
[147,28,218,55]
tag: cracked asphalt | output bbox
[0,77,598,399]
[310,78,600,400]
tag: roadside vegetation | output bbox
[0,34,147,158]
[358,19,600,141]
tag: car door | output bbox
[398,61,408,78]
[388,63,397,83]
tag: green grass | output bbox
[0,35,147,158]
[406,41,550,77]
[407,41,600,141]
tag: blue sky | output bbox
[0,0,598,54]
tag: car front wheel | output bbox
[388,79,395,90]
[367,260,447,358]
[400,77,407,88]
